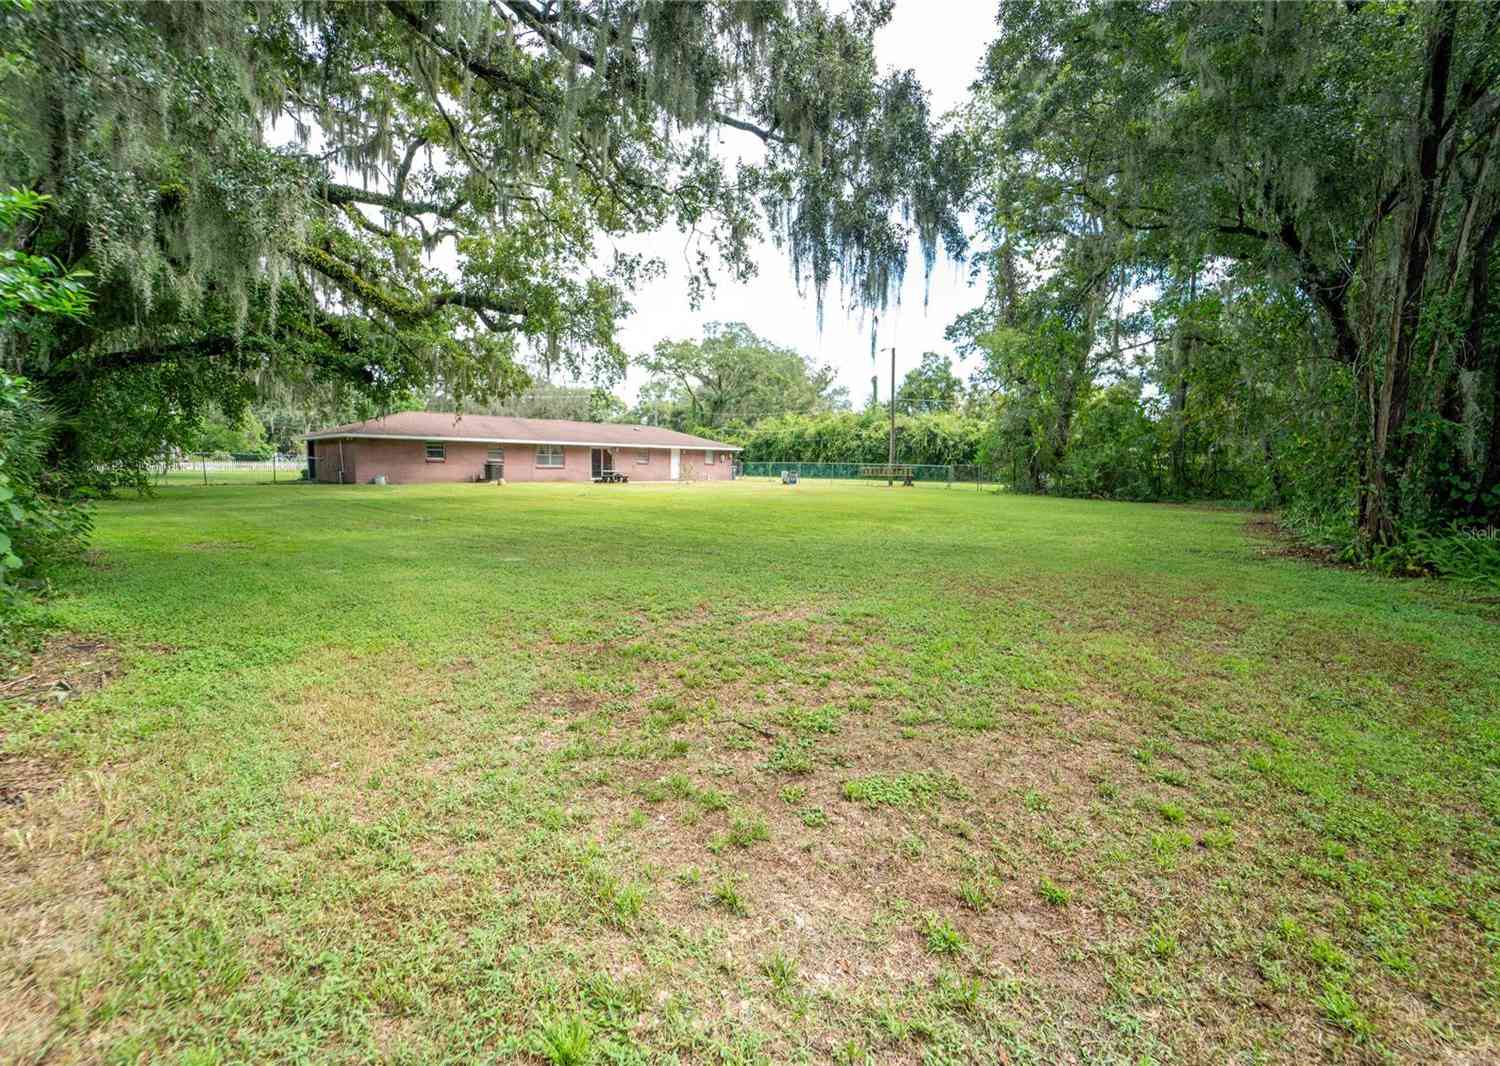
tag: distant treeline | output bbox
[729,411,988,467]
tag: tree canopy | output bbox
[0,0,964,483]
[635,321,847,431]
[894,351,965,414]
[963,0,1500,555]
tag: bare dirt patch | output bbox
[1,635,122,712]
[1,636,126,1063]
[1244,514,1354,567]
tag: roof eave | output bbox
[301,431,742,451]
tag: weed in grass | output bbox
[799,806,828,828]
[1200,828,1236,850]
[535,1016,593,1066]
[942,817,978,840]
[834,1039,870,1065]
[1317,984,1372,1040]
[1258,957,1291,992]
[957,878,992,912]
[1149,830,1194,867]
[1307,936,1349,976]
[897,832,927,860]
[920,914,965,956]
[664,773,694,798]
[695,787,730,812]
[763,738,816,775]
[1038,877,1072,906]
[1156,768,1190,788]
[933,972,983,1014]
[710,879,748,916]
[608,883,647,928]
[1377,946,1416,976]
[1146,927,1179,960]
[870,1005,908,1042]
[777,704,843,734]
[956,708,1000,731]
[1158,802,1187,824]
[842,771,962,809]
[725,813,769,848]
[762,950,799,994]
[1022,789,1051,812]
[779,784,807,805]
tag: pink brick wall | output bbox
[311,437,736,484]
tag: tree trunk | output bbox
[1360,1,1458,545]
[1466,212,1500,515]
[1169,273,1196,496]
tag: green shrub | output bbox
[1,372,93,614]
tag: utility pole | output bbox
[880,346,897,486]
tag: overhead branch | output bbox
[317,180,465,219]
[293,244,529,328]
[503,0,788,144]
[393,136,429,201]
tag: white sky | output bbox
[294,3,1002,408]
[609,1,999,406]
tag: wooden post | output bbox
[888,345,896,487]
[200,454,207,486]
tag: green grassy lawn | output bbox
[3,480,1498,1064]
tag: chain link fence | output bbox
[737,461,1004,488]
[156,453,306,485]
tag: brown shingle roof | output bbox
[304,411,741,450]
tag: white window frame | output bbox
[536,444,565,468]
[486,446,505,462]
[704,449,715,465]
[424,442,446,462]
[635,448,651,465]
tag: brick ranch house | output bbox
[304,411,741,484]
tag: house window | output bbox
[486,447,505,462]
[536,444,564,468]
[424,442,446,462]
[636,448,650,465]
[704,450,715,465]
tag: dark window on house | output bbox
[487,447,505,462]
[425,442,446,462]
[536,444,564,468]
[704,449,715,465]
[636,448,650,464]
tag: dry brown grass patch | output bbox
[1,635,122,710]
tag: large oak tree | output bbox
[971,0,1500,544]
[0,0,965,482]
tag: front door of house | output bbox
[591,448,613,479]
[669,447,680,480]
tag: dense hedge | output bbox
[735,411,988,467]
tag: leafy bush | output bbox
[2,189,95,639]
[739,410,989,467]
[0,379,92,575]
[1370,522,1500,587]
[1,373,93,636]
